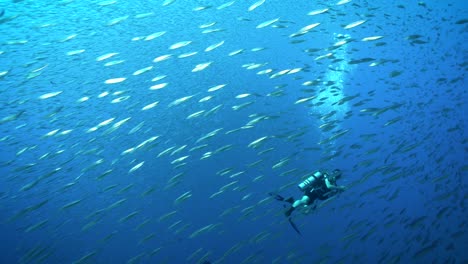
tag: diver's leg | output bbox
[287,196,310,216]
[292,195,310,208]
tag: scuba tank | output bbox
[298,171,323,191]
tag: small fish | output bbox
[193,7,209,11]
[235,93,250,99]
[158,146,176,158]
[149,83,168,90]
[139,233,156,244]
[170,145,187,156]
[25,220,48,233]
[217,1,235,10]
[361,36,383,42]
[107,15,129,26]
[192,62,212,72]
[199,96,212,102]
[344,20,366,29]
[44,129,60,137]
[66,49,85,56]
[0,71,8,78]
[133,66,153,76]
[142,101,159,110]
[145,31,166,41]
[189,223,216,238]
[162,0,176,6]
[384,116,403,127]
[248,0,265,11]
[106,199,127,210]
[307,8,329,16]
[205,104,222,116]
[129,162,144,173]
[256,18,279,29]
[220,181,238,191]
[169,41,192,50]
[205,40,225,52]
[104,77,126,84]
[97,0,117,6]
[232,102,253,110]
[336,0,351,5]
[294,96,316,104]
[97,117,115,127]
[38,91,62,100]
[59,34,77,42]
[135,12,154,19]
[200,22,216,28]
[153,54,172,62]
[299,23,321,33]
[187,110,205,119]
[159,211,177,222]
[104,60,125,66]
[0,9,4,17]
[119,211,140,223]
[202,28,224,34]
[171,156,189,164]
[61,199,82,210]
[248,136,268,148]
[111,96,130,104]
[257,69,272,75]
[272,158,289,169]
[96,52,119,61]
[178,51,198,58]
[196,128,223,143]
[151,75,167,82]
[174,191,192,205]
[110,118,131,130]
[207,84,226,92]
[169,94,196,107]
[348,58,375,64]
[228,49,243,56]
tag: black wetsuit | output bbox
[304,177,332,203]
[273,170,342,217]
[273,170,342,234]
[284,174,334,216]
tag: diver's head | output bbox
[332,169,342,179]
[327,169,342,183]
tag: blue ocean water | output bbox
[0,0,466,263]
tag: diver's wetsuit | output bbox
[305,182,329,202]
[284,173,335,217]
[271,170,343,234]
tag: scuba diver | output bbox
[270,169,346,234]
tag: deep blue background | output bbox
[0,0,466,263]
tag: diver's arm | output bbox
[334,185,347,191]
[325,178,347,191]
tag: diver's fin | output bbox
[269,193,295,205]
[269,192,285,201]
[288,217,301,235]
[285,206,294,217]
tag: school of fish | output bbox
[0,0,466,263]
